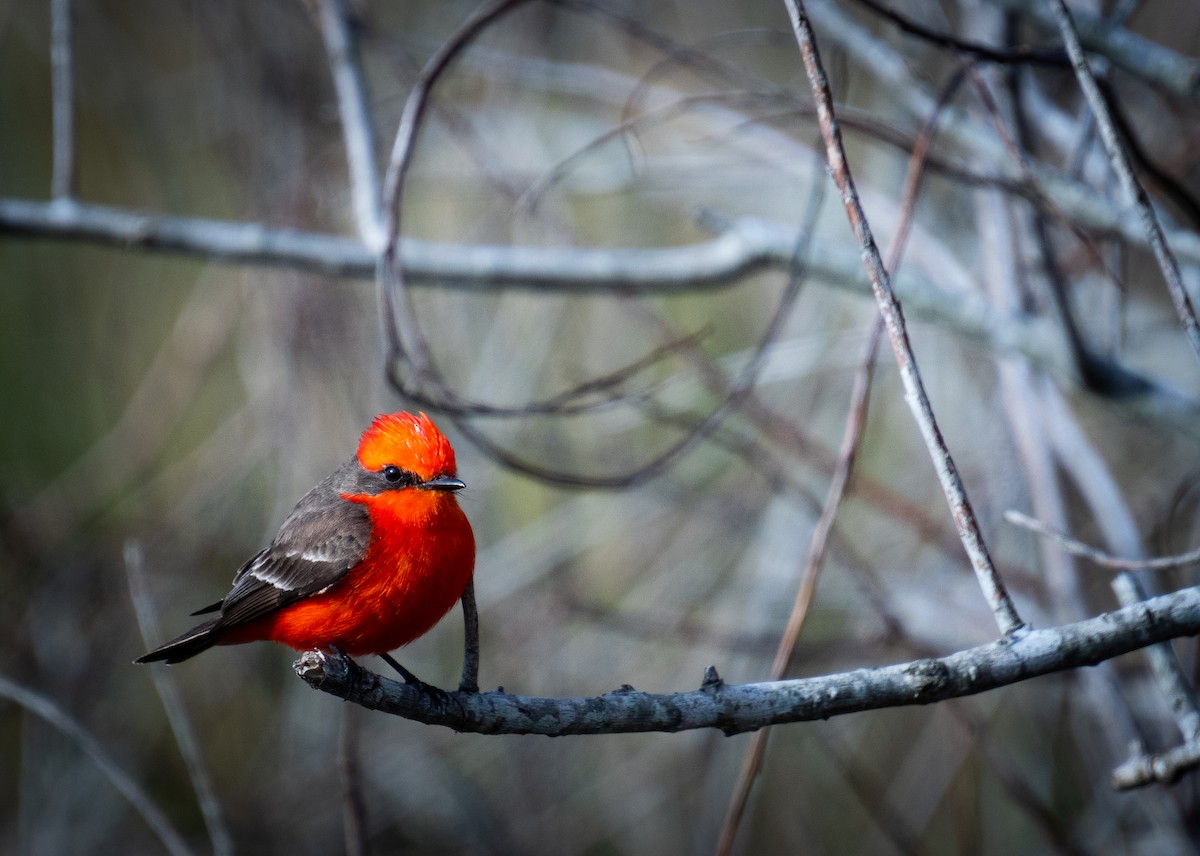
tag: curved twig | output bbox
[0,674,193,856]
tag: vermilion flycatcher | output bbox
[136,411,475,666]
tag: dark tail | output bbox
[135,618,220,664]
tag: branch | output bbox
[1113,738,1200,790]
[805,0,1200,266]
[295,584,1200,735]
[458,579,480,693]
[1109,574,1200,790]
[124,542,232,856]
[4,197,1199,436]
[50,0,75,200]
[784,0,1024,635]
[1046,0,1200,366]
[718,65,948,854]
[1006,510,1200,571]
[0,196,775,289]
[313,0,383,248]
[0,673,193,856]
[986,0,1200,102]
[1113,574,1200,743]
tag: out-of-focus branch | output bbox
[784,0,1024,636]
[1006,510,1200,571]
[717,65,953,855]
[1113,574,1200,743]
[338,708,367,856]
[295,584,1200,735]
[313,0,383,248]
[4,200,1199,434]
[1046,0,1200,366]
[805,0,1200,265]
[986,0,1200,101]
[0,196,775,288]
[50,0,75,200]
[1113,740,1200,790]
[124,542,233,856]
[0,674,193,856]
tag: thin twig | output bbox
[377,0,531,393]
[50,0,75,200]
[1112,738,1200,790]
[964,64,1169,398]
[338,707,368,856]
[437,136,824,487]
[716,63,960,855]
[715,321,884,856]
[124,542,234,856]
[295,583,1200,735]
[0,674,193,856]
[987,0,1200,101]
[783,0,1025,636]
[1005,510,1200,571]
[459,579,480,693]
[371,2,831,485]
[854,0,1067,66]
[804,0,1200,267]
[313,0,383,248]
[1045,0,1200,366]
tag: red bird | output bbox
[137,412,475,669]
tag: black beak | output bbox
[421,474,466,492]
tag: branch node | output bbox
[1003,622,1032,641]
[903,658,952,698]
[702,665,724,692]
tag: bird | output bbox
[136,411,475,676]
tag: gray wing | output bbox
[210,463,373,631]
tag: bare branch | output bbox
[988,0,1200,101]
[50,0,75,200]
[124,542,233,856]
[1113,739,1200,790]
[718,64,954,854]
[4,195,1199,441]
[1113,574,1200,743]
[0,673,193,856]
[784,0,1024,635]
[338,708,368,856]
[1045,0,1200,366]
[805,0,1200,265]
[1005,510,1200,571]
[295,584,1200,735]
[0,196,775,289]
[458,579,480,694]
[313,0,383,248]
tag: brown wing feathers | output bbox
[135,460,372,664]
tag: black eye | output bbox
[383,465,404,483]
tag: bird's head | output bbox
[355,411,464,494]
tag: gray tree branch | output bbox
[987,0,1200,101]
[295,583,1200,736]
[786,0,1023,635]
[4,196,1198,438]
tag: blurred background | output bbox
[3,0,1200,853]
